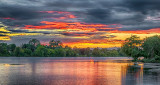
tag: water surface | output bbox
[0,57,159,85]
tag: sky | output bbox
[0,0,160,48]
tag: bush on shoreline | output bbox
[140,55,160,63]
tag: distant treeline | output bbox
[0,39,125,57]
[121,35,160,63]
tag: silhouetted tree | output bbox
[49,40,62,49]
[0,43,9,56]
[142,35,160,58]
[29,39,40,47]
[34,45,48,57]
[121,35,142,60]
[92,48,101,57]
[14,47,24,57]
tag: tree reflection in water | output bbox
[0,57,159,85]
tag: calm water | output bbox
[0,57,159,85]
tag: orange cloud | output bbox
[2,10,160,48]
[0,23,43,41]
[22,11,160,48]
[39,11,76,20]
[24,21,118,33]
[109,28,160,34]
[39,11,70,14]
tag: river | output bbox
[0,57,159,85]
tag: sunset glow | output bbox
[0,8,160,48]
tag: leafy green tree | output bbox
[22,44,35,52]
[92,48,101,57]
[0,43,9,56]
[54,48,66,57]
[142,35,160,58]
[107,50,119,57]
[65,46,75,57]
[34,45,48,57]
[48,49,55,57]
[121,35,142,60]
[118,48,126,56]
[100,48,108,56]
[8,44,16,52]
[49,40,62,49]
[23,48,32,56]
[73,46,79,56]
[29,39,40,47]
[8,44,16,56]
[14,47,24,57]
[79,48,86,56]
[84,47,91,57]
[25,39,40,52]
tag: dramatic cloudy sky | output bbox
[0,0,160,48]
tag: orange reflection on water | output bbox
[136,63,144,85]
[0,58,146,85]
[33,60,134,85]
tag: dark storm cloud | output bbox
[82,0,160,30]
[9,29,29,33]
[123,0,160,14]
[0,6,40,26]
[0,34,8,36]
[1,0,160,31]
[45,0,96,9]
[0,31,10,33]
[62,32,102,36]
[27,0,39,2]
[0,2,54,26]
[83,2,147,25]
[85,8,110,22]
[91,35,116,39]
[120,23,160,31]
[0,6,39,20]
[97,29,115,31]
[9,29,58,35]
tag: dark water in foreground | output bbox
[0,57,159,85]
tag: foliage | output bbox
[142,35,160,58]
[8,44,16,52]
[29,39,40,47]
[141,55,160,63]
[22,44,35,52]
[34,45,49,57]
[65,46,76,57]
[92,48,101,57]
[47,49,55,57]
[54,48,66,57]
[121,35,160,62]
[0,39,125,57]
[49,40,62,49]
[0,43,9,56]
[106,50,119,57]
[23,48,32,57]
[14,47,24,57]
[0,35,159,63]
[121,35,142,60]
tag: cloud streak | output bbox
[0,0,160,48]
